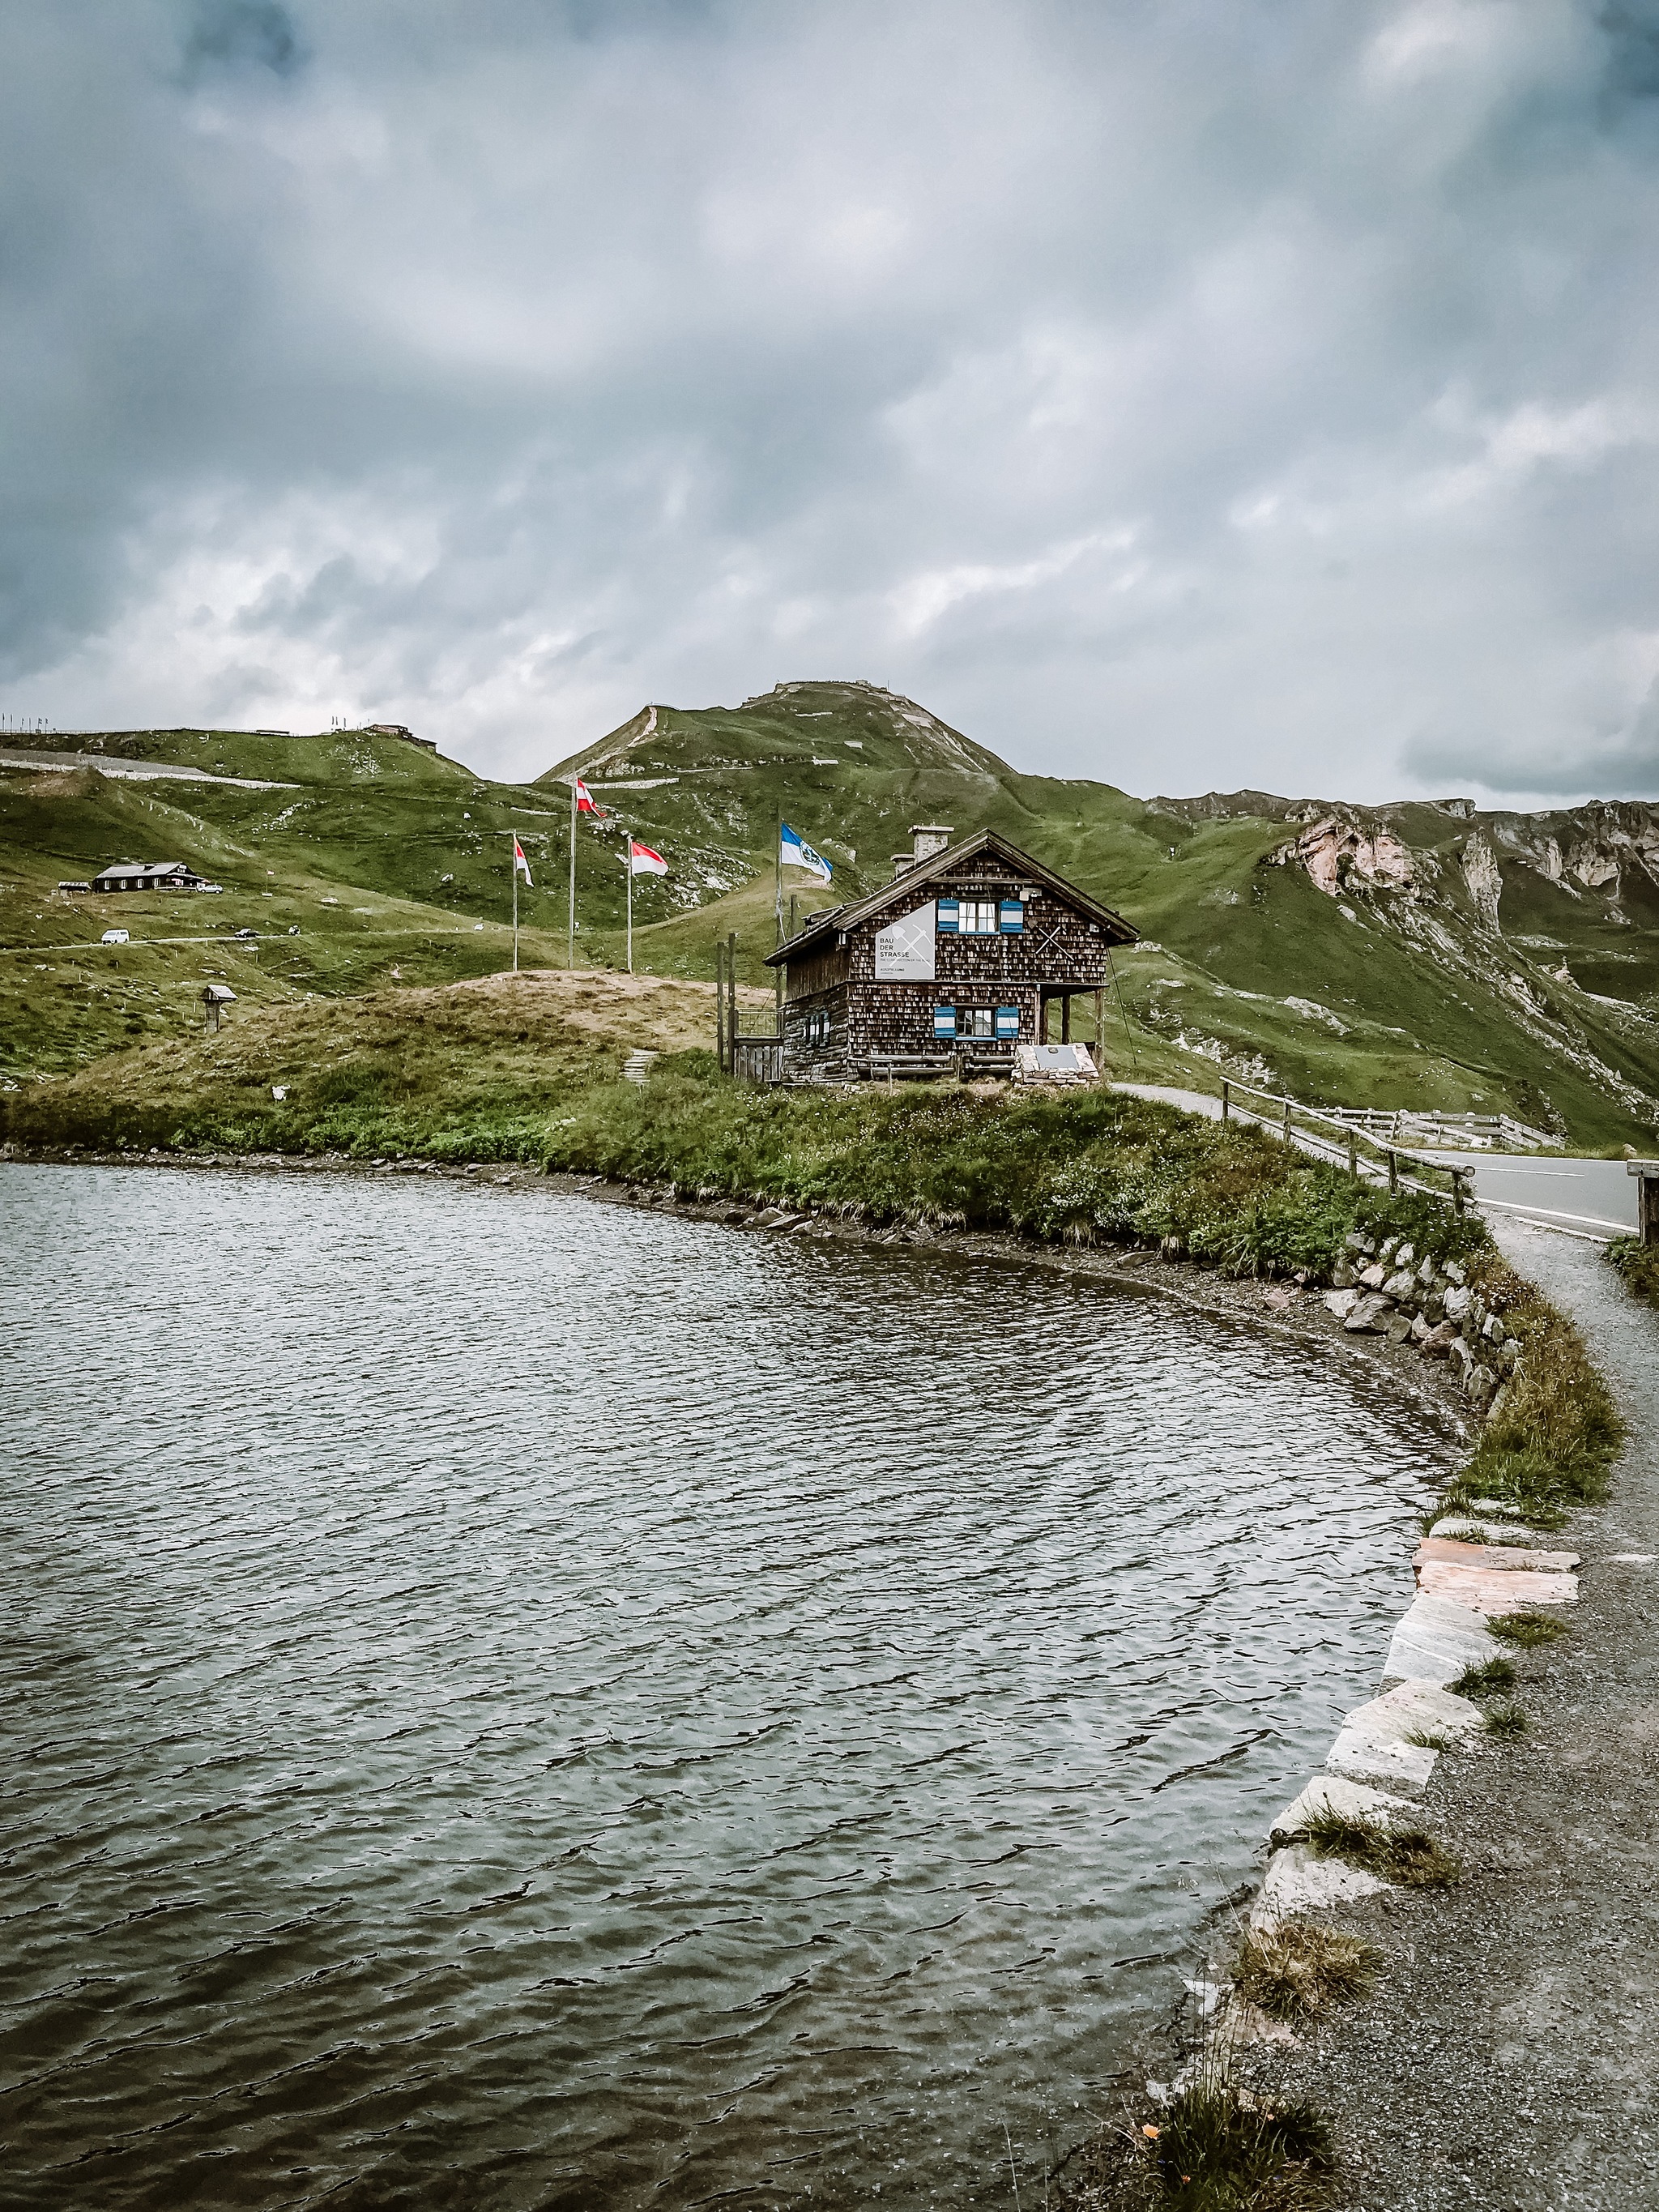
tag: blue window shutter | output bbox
[933,1005,956,1038]
[936,898,959,933]
[996,1005,1020,1036]
[999,899,1024,933]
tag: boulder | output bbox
[1410,1312,1434,1343]
[1385,1313,1414,1345]
[1417,1559,1579,1612]
[1323,1288,1360,1318]
[1444,1259,1466,1284]
[1268,1772,1416,1848]
[1444,1285,1473,1321]
[1465,1361,1499,1407]
[1384,1591,1503,1685]
[1358,1262,1388,1289]
[1252,1843,1385,1928]
[1382,1268,1418,1299]
[1414,1535,1581,1574]
[1330,1258,1358,1289]
[1343,1291,1396,1332]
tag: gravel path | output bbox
[1268,1217,1659,2209]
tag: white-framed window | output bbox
[956,1006,994,1039]
[957,899,1000,934]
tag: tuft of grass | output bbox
[1451,1656,1517,1697]
[1606,1234,1659,1310]
[1401,1727,1454,1752]
[1486,1610,1567,1649]
[1231,1921,1380,2024]
[1143,2082,1335,2209]
[1303,1808,1461,1888]
[1484,1702,1528,1739]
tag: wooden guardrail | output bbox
[1322,1104,1554,1151]
[1219,1077,1474,1212]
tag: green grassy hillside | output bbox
[4,698,1657,1146]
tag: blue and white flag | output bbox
[779,822,833,884]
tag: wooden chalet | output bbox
[92,860,207,894]
[763,825,1137,1081]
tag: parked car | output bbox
[231,927,258,939]
[100,929,130,946]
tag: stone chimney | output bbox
[911,824,953,860]
[892,852,917,879]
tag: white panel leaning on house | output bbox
[873,903,936,981]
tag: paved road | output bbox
[1421,1151,1637,1235]
[1274,1218,1659,2209]
[0,745,296,790]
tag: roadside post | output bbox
[1629,1159,1659,1246]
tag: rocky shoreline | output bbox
[1322,1229,1521,1424]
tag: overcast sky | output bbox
[5,1,1659,804]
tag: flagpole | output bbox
[567,778,577,969]
[774,814,783,947]
[625,848,633,974]
[513,852,518,972]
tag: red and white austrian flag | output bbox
[512,836,532,884]
[574,776,604,815]
[628,839,667,877]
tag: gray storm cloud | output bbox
[2,0,1658,802]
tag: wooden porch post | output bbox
[1060,994,1071,1044]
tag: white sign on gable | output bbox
[874,902,936,980]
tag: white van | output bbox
[100,929,130,946]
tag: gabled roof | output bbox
[765,826,1138,963]
[93,859,198,878]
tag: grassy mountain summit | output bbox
[2,691,1657,1146]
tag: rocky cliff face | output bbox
[1228,796,1659,1128]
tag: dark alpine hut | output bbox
[92,860,207,894]
[764,825,1138,1081]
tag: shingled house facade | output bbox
[764,826,1137,1080]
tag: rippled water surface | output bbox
[1,1164,1450,2210]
